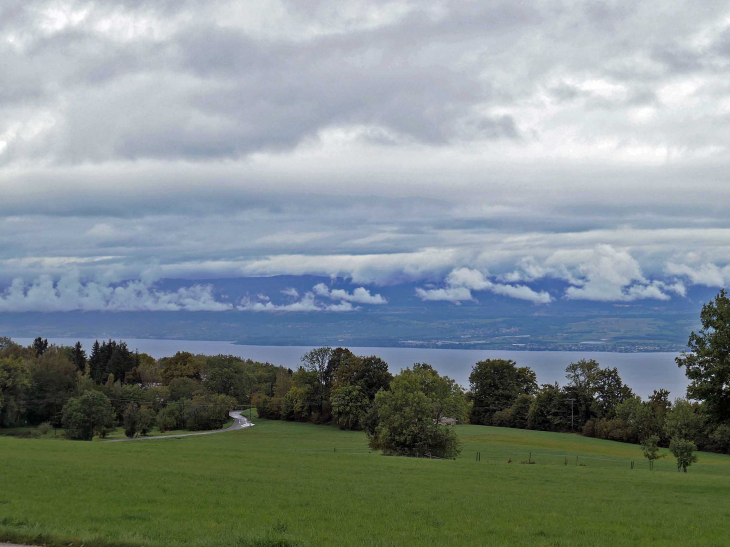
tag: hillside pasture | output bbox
[1,420,729,547]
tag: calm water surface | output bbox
[15,338,688,399]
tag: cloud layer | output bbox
[0,275,231,312]
[2,1,730,303]
[416,268,553,304]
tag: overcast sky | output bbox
[2,0,730,312]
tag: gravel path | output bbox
[102,410,254,442]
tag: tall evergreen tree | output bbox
[33,337,48,357]
[71,341,87,373]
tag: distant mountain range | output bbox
[0,275,715,352]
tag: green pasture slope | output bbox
[1,421,729,547]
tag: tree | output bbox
[369,368,461,459]
[665,399,703,442]
[168,377,205,401]
[469,359,537,425]
[204,355,252,401]
[593,367,633,419]
[301,347,333,412]
[123,403,141,438]
[33,337,49,357]
[71,342,87,373]
[62,390,113,441]
[0,356,30,427]
[509,394,534,429]
[669,438,698,472]
[333,355,392,402]
[27,347,77,424]
[331,384,369,430]
[326,348,356,391]
[87,340,137,384]
[641,435,663,470]
[0,337,15,351]
[564,359,601,426]
[160,351,204,384]
[139,406,156,436]
[677,289,730,423]
[527,383,568,432]
[410,363,467,423]
[157,405,181,432]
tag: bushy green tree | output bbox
[139,406,156,435]
[527,383,569,432]
[469,359,537,425]
[27,348,77,424]
[665,399,703,442]
[168,377,206,401]
[0,337,15,351]
[62,390,113,440]
[157,405,180,432]
[0,356,30,427]
[368,367,462,459]
[331,384,369,430]
[160,351,204,384]
[123,403,141,438]
[185,393,235,431]
[669,438,698,472]
[508,394,534,429]
[301,346,333,412]
[677,290,730,423]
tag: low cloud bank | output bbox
[416,267,553,304]
[0,275,231,312]
[239,283,386,312]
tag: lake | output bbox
[13,337,688,399]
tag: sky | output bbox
[1,0,730,313]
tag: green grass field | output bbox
[1,419,729,547]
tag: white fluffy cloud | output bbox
[665,262,730,287]
[0,275,232,312]
[281,287,300,297]
[416,267,553,304]
[504,245,687,302]
[238,291,356,312]
[313,283,387,304]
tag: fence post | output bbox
[529,452,532,464]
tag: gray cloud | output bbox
[2,1,730,302]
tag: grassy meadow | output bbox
[1,419,729,547]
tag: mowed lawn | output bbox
[1,420,730,547]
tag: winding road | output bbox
[102,410,254,442]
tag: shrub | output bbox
[492,408,512,428]
[708,423,730,454]
[641,435,663,470]
[123,403,141,438]
[139,406,156,436]
[669,438,699,472]
[37,422,51,435]
[62,390,114,441]
[157,407,179,432]
[582,419,596,437]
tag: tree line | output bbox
[0,337,280,440]
[2,290,730,466]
